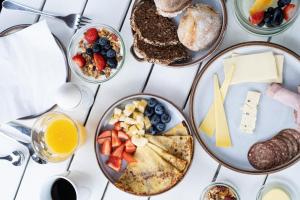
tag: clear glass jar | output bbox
[200,182,240,200]
[68,24,125,84]
[31,112,86,162]
[234,0,300,36]
[256,180,296,200]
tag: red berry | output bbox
[72,54,86,68]
[283,4,296,21]
[94,53,106,71]
[250,11,265,25]
[84,28,99,44]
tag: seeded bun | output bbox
[177,4,222,51]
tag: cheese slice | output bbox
[213,75,232,147]
[199,64,235,136]
[223,52,278,84]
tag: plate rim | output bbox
[93,93,195,196]
[129,0,228,68]
[0,24,70,120]
[189,41,300,175]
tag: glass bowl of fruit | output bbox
[234,0,299,36]
[68,24,125,84]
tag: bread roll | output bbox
[154,0,192,18]
[177,4,222,51]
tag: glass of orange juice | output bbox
[31,112,86,162]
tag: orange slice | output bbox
[250,0,274,15]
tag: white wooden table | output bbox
[0,0,299,199]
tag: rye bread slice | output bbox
[131,0,180,46]
[133,35,188,65]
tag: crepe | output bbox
[145,134,193,165]
[115,146,183,195]
[146,142,187,172]
[163,122,189,136]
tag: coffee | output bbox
[51,178,76,200]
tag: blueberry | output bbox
[103,43,111,50]
[156,123,166,132]
[144,106,154,117]
[98,37,109,46]
[107,58,118,68]
[278,0,291,7]
[148,126,158,135]
[106,49,116,58]
[150,114,160,126]
[161,113,171,123]
[100,49,107,57]
[92,44,101,53]
[267,7,275,15]
[148,98,158,108]
[272,7,284,26]
[154,104,164,115]
[258,20,265,27]
[264,11,274,27]
[86,48,93,56]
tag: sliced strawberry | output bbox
[114,122,122,131]
[283,4,296,21]
[125,140,136,153]
[112,144,125,158]
[98,130,111,138]
[97,137,111,144]
[118,131,129,140]
[72,54,86,68]
[249,11,264,25]
[122,152,136,163]
[112,130,122,148]
[94,53,106,71]
[101,140,111,155]
[84,28,99,44]
[107,156,122,172]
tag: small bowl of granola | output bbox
[200,182,240,200]
[68,24,125,83]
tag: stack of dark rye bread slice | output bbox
[131,0,188,65]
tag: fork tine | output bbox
[79,19,90,24]
[81,16,92,21]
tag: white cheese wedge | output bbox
[223,52,278,84]
[240,91,261,134]
[213,74,232,147]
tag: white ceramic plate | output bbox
[94,94,193,195]
[190,42,300,174]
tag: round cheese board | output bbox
[190,41,300,174]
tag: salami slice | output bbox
[279,130,299,156]
[267,140,283,166]
[276,135,294,160]
[284,129,300,152]
[269,137,289,165]
[248,142,275,170]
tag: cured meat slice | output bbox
[276,135,294,160]
[248,142,276,170]
[279,129,299,156]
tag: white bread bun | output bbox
[154,0,192,18]
[177,4,222,51]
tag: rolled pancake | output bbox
[147,143,187,172]
[163,122,189,136]
[145,134,193,164]
[115,146,182,195]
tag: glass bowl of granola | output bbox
[200,182,240,200]
[68,24,125,84]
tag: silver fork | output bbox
[2,0,91,29]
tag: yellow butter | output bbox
[262,188,290,200]
[223,52,278,84]
[213,75,232,147]
[199,65,235,136]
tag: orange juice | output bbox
[45,118,79,155]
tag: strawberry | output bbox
[107,156,122,172]
[84,28,99,44]
[118,131,129,140]
[249,11,264,25]
[97,137,111,144]
[101,140,111,155]
[112,130,122,148]
[125,140,136,153]
[94,53,106,71]
[283,4,296,21]
[98,130,111,138]
[112,144,125,158]
[72,54,86,68]
[122,152,136,163]
[114,122,122,131]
